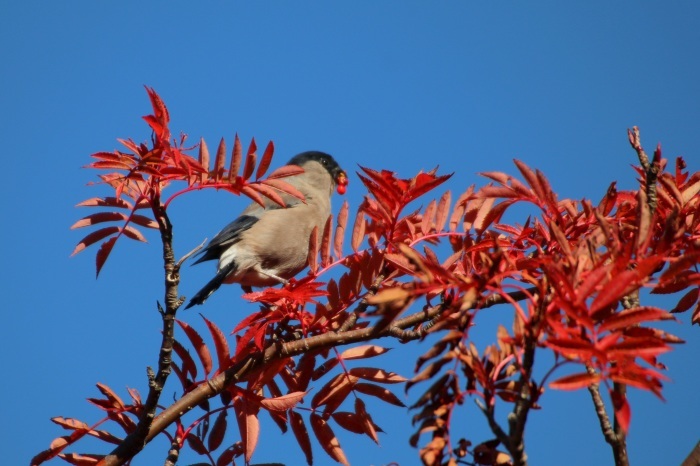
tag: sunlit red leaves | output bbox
[310,414,349,466]
[32,384,141,466]
[233,396,260,463]
[73,88,309,276]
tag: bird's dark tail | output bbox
[185,262,237,309]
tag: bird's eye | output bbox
[321,159,328,165]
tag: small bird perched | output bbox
[185,151,348,309]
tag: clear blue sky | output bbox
[2,2,699,465]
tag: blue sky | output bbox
[2,2,699,465]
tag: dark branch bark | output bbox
[101,199,182,465]
[682,441,700,466]
[100,283,537,465]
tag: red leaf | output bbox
[267,164,305,179]
[241,185,266,208]
[549,372,600,390]
[260,391,308,411]
[308,226,319,275]
[339,345,390,360]
[310,413,349,465]
[332,412,365,434]
[122,225,147,243]
[176,320,213,377]
[208,410,227,452]
[256,140,275,179]
[198,138,209,182]
[589,269,639,315]
[57,453,103,465]
[544,338,596,359]
[95,383,125,410]
[171,338,198,381]
[422,200,437,236]
[96,236,117,277]
[234,397,260,463]
[186,433,208,455]
[51,417,89,432]
[260,178,306,202]
[214,138,226,182]
[598,306,674,333]
[611,389,631,434]
[229,133,242,181]
[354,383,406,407]
[354,398,379,444]
[672,287,699,313]
[334,200,349,259]
[606,339,671,358]
[130,214,158,229]
[76,197,133,210]
[311,373,357,409]
[351,212,366,252]
[72,227,120,256]
[435,190,451,233]
[202,315,231,372]
[347,367,406,384]
[71,212,129,229]
[321,215,333,268]
[242,138,257,180]
[290,410,313,465]
[247,183,287,208]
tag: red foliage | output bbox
[35,89,700,466]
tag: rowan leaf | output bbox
[208,410,227,452]
[339,345,390,360]
[95,236,117,278]
[72,227,120,256]
[214,138,226,181]
[549,372,600,390]
[354,383,406,407]
[229,133,242,181]
[122,225,146,242]
[290,410,313,465]
[308,226,319,275]
[176,320,213,377]
[71,212,128,229]
[247,183,286,208]
[422,200,437,236]
[332,412,365,434]
[267,164,305,179]
[242,138,257,180]
[589,269,638,315]
[598,306,674,333]
[310,413,349,465]
[348,367,406,384]
[202,315,231,372]
[171,338,197,381]
[233,397,260,463]
[321,215,333,268]
[260,178,306,202]
[256,140,275,179]
[672,287,699,313]
[351,211,366,252]
[260,391,308,411]
[334,200,349,259]
[76,197,133,210]
[435,190,451,232]
[611,390,631,434]
[198,138,210,182]
[311,373,357,409]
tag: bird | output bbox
[185,151,348,309]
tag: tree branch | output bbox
[100,199,182,465]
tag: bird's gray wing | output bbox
[192,215,259,265]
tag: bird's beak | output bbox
[336,171,348,195]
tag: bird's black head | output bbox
[288,151,346,181]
